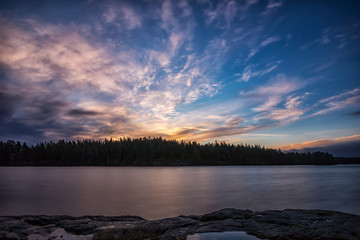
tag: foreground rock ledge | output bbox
[1,208,360,240]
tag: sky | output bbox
[0,0,359,157]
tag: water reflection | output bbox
[0,166,359,219]
[186,231,261,240]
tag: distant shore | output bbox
[4,138,357,166]
[1,208,359,240]
[1,159,360,166]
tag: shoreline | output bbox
[1,162,360,167]
[1,208,359,240]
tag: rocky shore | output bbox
[1,208,360,240]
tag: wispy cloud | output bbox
[310,89,360,116]
[0,3,225,142]
[261,0,283,16]
[103,3,142,29]
[240,74,302,97]
[279,135,360,157]
[259,36,282,47]
[237,60,281,82]
[254,95,304,122]
[239,74,306,125]
[319,88,360,103]
[203,0,238,29]
[248,35,282,59]
[266,0,283,9]
[311,61,336,73]
[300,22,360,50]
[281,134,360,149]
[243,78,359,125]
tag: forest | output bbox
[0,137,358,166]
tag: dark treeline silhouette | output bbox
[0,138,358,166]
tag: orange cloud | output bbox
[279,135,360,151]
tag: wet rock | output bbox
[0,209,359,240]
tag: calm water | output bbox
[187,231,261,240]
[0,166,359,219]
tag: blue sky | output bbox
[0,0,359,156]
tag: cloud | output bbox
[103,7,116,23]
[0,91,21,122]
[170,123,263,143]
[203,0,238,27]
[161,0,193,34]
[136,100,249,142]
[319,88,360,104]
[247,35,282,59]
[279,135,360,157]
[300,22,360,50]
[259,36,281,47]
[103,3,142,29]
[242,78,359,126]
[0,3,228,143]
[237,60,281,82]
[202,0,261,31]
[0,119,45,143]
[198,0,283,61]
[261,0,283,16]
[254,95,304,121]
[67,109,101,117]
[0,18,145,140]
[241,74,302,97]
[311,61,336,73]
[252,96,281,112]
[121,6,142,29]
[239,74,306,124]
[147,72,306,144]
[310,89,360,116]
[266,0,283,9]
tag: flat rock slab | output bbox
[0,209,359,240]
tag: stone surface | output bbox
[0,209,359,240]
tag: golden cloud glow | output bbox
[279,135,360,151]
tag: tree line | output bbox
[0,137,357,166]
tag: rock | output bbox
[0,209,359,240]
[199,208,254,222]
[0,231,24,240]
[56,219,97,234]
[85,215,146,222]
[22,217,45,226]
[139,216,198,233]
[92,227,164,240]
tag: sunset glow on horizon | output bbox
[0,0,359,157]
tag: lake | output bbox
[0,165,359,219]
